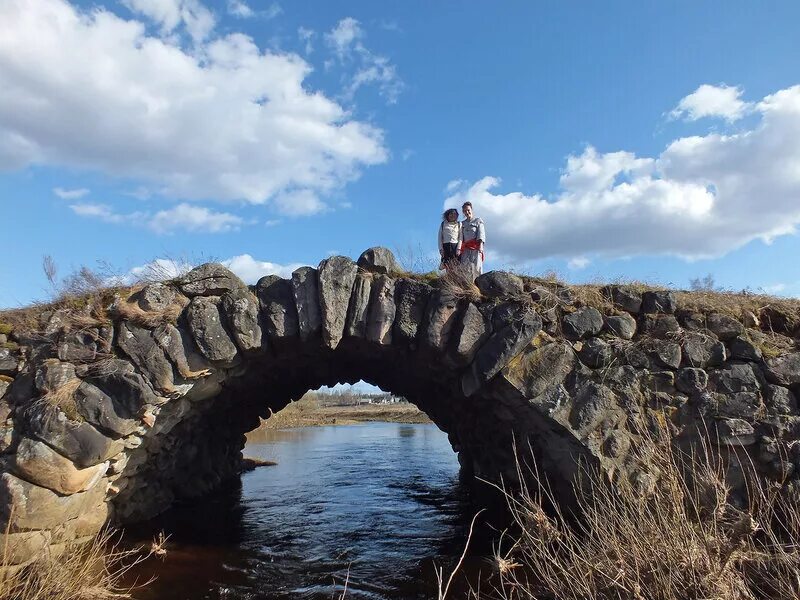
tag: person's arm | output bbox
[477,220,486,251]
[438,222,444,255]
[457,222,463,255]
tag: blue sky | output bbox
[2,0,800,308]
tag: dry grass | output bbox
[111,290,185,329]
[0,525,156,600]
[38,377,82,422]
[478,433,800,600]
[438,265,482,302]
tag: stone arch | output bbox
[3,247,799,569]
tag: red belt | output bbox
[461,239,484,262]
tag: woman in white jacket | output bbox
[438,208,461,270]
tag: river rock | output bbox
[366,275,396,345]
[474,271,524,299]
[256,276,299,341]
[185,297,239,363]
[221,288,263,354]
[605,313,636,340]
[13,437,107,495]
[291,267,322,342]
[345,273,372,338]
[318,256,358,349]
[562,307,603,340]
[357,247,400,275]
[177,263,245,297]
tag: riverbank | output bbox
[248,393,432,431]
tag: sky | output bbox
[2,0,800,309]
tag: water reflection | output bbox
[124,423,482,600]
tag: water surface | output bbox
[125,423,484,599]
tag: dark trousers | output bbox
[442,243,459,267]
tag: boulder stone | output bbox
[707,313,745,341]
[676,367,708,394]
[709,363,762,394]
[715,391,762,419]
[502,342,576,399]
[601,285,642,314]
[579,337,613,368]
[13,437,107,495]
[176,263,245,297]
[765,353,800,387]
[764,385,798,415]
[682,332,726,368]
[256,276,299,341]
[450,303,492,365]
[21,402,124,468]
[34,361,76,394]
[639,314,681,339]
[647,340,682,370]
[605,313,636,340]
[642,290,677,314]
[221,288,263,353]
[291,267,322,342]
[463,310,542,396]
[474,271,524,299]
[56,330,100,363]
[423,290,461,352]
[117,321,177,394]
[0,472,107,531]
[714,418,756,446]
[72,381,140,437]
[0,349,19,376]
[318,256,358,349]
[562,307,603,340]
[357,247,400,275]
[0,530,50,566]
[729,336,762,362]
[569,381,622,436]
[153,323,212,381]
[393,279,433,347]
[81,361,157,419]
[136,283,177,312]
[185,297,239,363]
[345,273,372,338]
[366,275,396,345]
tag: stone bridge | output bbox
[2,247,800,568]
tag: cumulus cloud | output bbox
[324,17,403,104]
[119,253,302,285]
[69,202,245,233]
[444,84,800,263]
[0,0,387,216]
[53,187,90,200]
[221,254,304,282]
[226,0,253,18]
[670,84,751,122]
[298,26,315,54]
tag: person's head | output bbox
[443,208,459,223]
[462,202,473,220]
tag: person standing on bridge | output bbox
[438,208,461,271]
[459,201,485,280]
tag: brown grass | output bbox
[38,377,82,422]
[478,433,800,600]
[0,525,155,600]
[111,290,185,329]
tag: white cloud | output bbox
[324,17,402,104]
[53,186,90,199]
[69,201,245,234]
[221,254,304,282]
[444,84,800,263]
[298,26,314,54]
[273,189,327,216]
[670,84,751,122]
[227,0,253,18]
[567,256,590,270]
[148,203,245,233]
[445,179,465,193]
[122,0,215,42]
[0,0,387,217]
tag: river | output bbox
[124,422,486,599]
